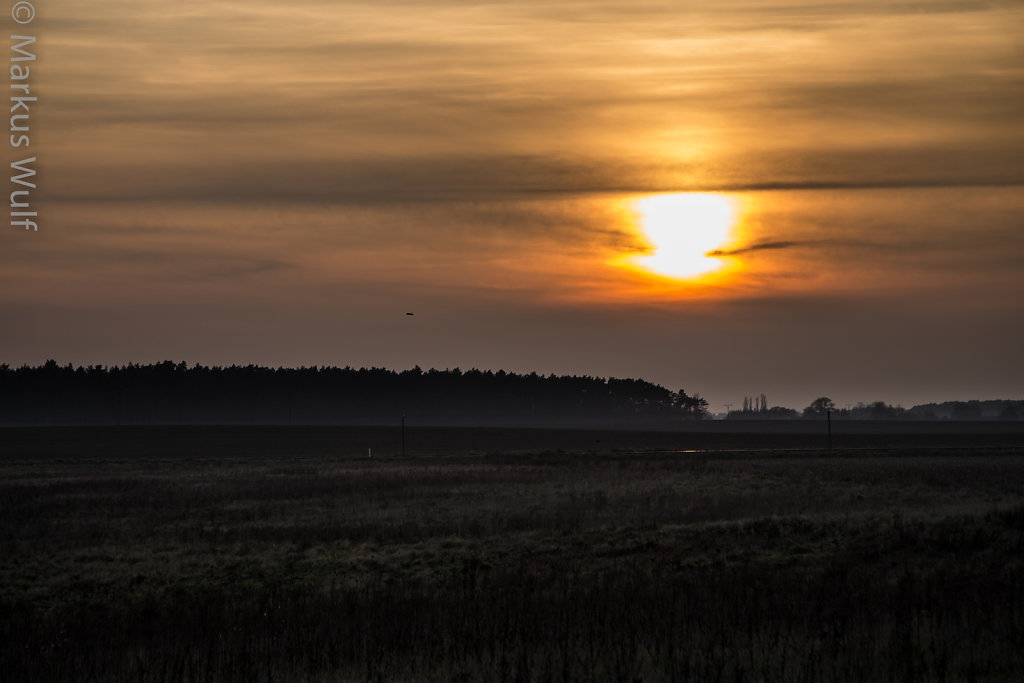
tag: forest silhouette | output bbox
[0,360,708,426]
[2,361,1019,426]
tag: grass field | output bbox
[1,426,1023,681]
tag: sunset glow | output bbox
[1,0,1021,410]
[627,194,738,280]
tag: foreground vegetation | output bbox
[1,427,1022,681]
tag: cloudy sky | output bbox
[4,0,1023,411]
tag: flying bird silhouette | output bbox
[406,312,414,316]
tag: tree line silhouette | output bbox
[726,394,1023,421]
[0,361,709,426]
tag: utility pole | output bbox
[827,409,832,452]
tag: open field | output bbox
[3,421,1023,459]
[2,426,1023,681]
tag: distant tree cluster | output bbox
[801,397,1024,421]
[803,397,835,417]
[726,394,799,420]
[725,394,1023,421]
[909,399,1024,421]
[0,361,709,426]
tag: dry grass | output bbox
[1,427,1023,681]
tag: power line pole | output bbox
[827,409,832,452]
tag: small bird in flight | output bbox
[406,312,414,316]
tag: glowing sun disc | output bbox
[631,193,736,279]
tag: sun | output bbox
[628,193,736,279]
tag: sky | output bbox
[3,0,1023,412]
